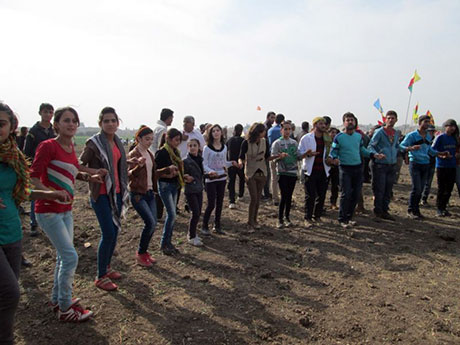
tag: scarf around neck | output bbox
[0,136,31,206]
[89,132,129,230]
[163,142,185,188]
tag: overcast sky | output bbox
[1,0,459,129]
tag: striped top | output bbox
[31,139,79,213]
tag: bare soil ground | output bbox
[15,164,460,345]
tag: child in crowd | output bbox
[183,139,205,246]
[80,107,129,291]
[202,124,238,235]
[31,107,104,321]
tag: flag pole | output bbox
[403,91,413,134]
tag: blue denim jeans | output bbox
[91,194,122,278]
[36,212,78,311]
[372,163,396,214]
[130,190,157,254]
[158,181,178,248]
[422,163,436,201]
[408,162,430,214]
[30,200,37,227]
[338,165,363,222]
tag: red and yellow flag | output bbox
[412,102,419,124]
[408,70,421,93]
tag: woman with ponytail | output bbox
[80,107,129,291]
[128,126,171,266]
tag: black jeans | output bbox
[263,161,271,198]
[329,166,339,205]
[436,167,456,211]
[203,180,226,228]
[227,166,245,203]
[304,169,328,220]
[0,240,21,345]
[185,192,203,239]
[372,163,396,214]
[338,165,363,222]
[278,174,297,221]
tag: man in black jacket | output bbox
[24,103,56,236]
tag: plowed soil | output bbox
[15,161,460,345]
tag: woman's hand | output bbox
[137,157,146,167]
[184,174,194,183]
[90,174,105,184]
[95,168,108,177]
[52,190,71,203]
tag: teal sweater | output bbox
[329,132,372,166]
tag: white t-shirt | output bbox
[178,128,206,159]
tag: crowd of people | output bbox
[1,101,459,343]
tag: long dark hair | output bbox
[246,122,266,143]
[206,124,225,147]
[160,128,182,148]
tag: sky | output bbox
[1,0,459,130]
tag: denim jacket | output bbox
[368,127,401,165]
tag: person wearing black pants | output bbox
[329,166,339,208]
[202,180,226,231]
[278,175,297,221]
[0,241,21,345]
[432,119,459,217]
[305,170,328,220]
[298,117,333,228]
[227,167,244,204]
[183,139,205,246]
[226,124,245,208]
[271,121,300,228]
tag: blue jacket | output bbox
[329,132,372,166]
[368,127,401,165]
[400,130,437,164]
[432,133,457,168]
[267,124,281,148]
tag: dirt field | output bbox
[14,163,460,345]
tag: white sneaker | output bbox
[229,203,236,209]
[348,220,357,226]
[277,221,284,229]
[340,221,351,229]
[188,237,203,246]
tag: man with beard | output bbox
[368,110,401,220]
[328,112,385,229]
[298,117,332,228]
